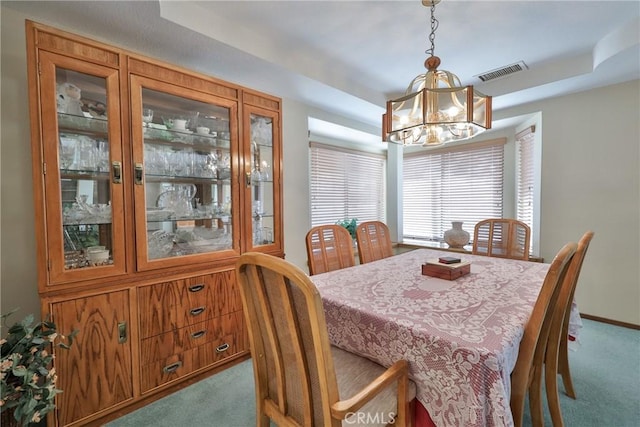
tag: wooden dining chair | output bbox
[355,221,393,264]
[544,231,594,426]
[473,218,531,260]
[236,252,415,427]
[510,242,577,427]
[305,224,355,275]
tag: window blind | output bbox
[309,142,386,227]
[403,140,505,242]
[516,126,535,232]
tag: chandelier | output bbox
[382,0,492,146]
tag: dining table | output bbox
[310,248,581,427]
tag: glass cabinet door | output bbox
[38,51,126,284]
[244,106,280,252]
[131,76,240,270]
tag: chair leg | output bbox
[511,394,525,427]
[558,334,576,399]
[257,412,270,427]
[529,365,545,427]
[407,398,415,427]
[545,346,565,427]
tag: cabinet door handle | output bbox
[118,321,127,343]
[191,330,206,339]
[245,172,251,187]
[188,284,205,292]
[112,161,122,184]
[190,306,206,316]
[216,343,230,353]
[134,162,144,185]
[162,361,182,373]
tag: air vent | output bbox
[476,61,528,82]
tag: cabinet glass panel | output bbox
[141,88,233,259]
[56,68,114,269]
[250,114,274,247]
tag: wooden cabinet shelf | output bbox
[27,20,281,426]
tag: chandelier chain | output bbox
[426,1,439,58]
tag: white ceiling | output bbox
[5,0,639,138]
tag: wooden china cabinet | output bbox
[25,21,282,426]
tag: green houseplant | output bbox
[336,218,358,240]
[0,310,76,426]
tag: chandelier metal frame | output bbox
[382,0,492,146]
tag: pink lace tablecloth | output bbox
[311,248,574,427]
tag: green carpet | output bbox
[106,359,256,426]
[523,318,640,427]
[107,319,639,426]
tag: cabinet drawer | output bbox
[140,311,243,364]
[139,313,246,392]
[139,270,242,338]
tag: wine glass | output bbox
[96,140,110,172]
[59,144,75,170]
[204,152,218,177]
[142,108,154,126]
[168,150,184,177]
[260,160,271,180]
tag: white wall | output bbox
[2,5,639,325]
[519,83,640,325]
[281,98,312,271]
[1,7,40,321]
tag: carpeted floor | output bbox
[107,319,639,427]
[522,318,640,427]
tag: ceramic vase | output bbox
[443,221,470,248]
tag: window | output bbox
[402,139,505,243]
[516,126,535,232]
[309,142,386,226]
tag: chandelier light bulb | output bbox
[446,106,460,118]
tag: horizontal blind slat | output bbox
[403,144,504,240]
[516,134,535,232]
[310,143,386,227]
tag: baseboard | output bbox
[580,313,640,330]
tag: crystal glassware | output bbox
[142,108,154,125]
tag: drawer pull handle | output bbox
[112,161,122,184]
[118,321,127,344]
[134,163,144,185]
[163,361,182,373]
[216,343,230,353]
[188,284,205,292]
[191,330,206,339]
[190,307,206,316]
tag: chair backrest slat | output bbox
[546,231,594,370]
[557,231,594,349]
[237,252,341,426]
[355,221,393,264]
[306,225,355,275]
[473,218,531,260]
[510,242,577,427]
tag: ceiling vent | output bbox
[476,61,528,82]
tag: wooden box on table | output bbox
[422,260,471,280]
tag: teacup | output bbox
[173,119,188,130]
[196,126,210,135]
